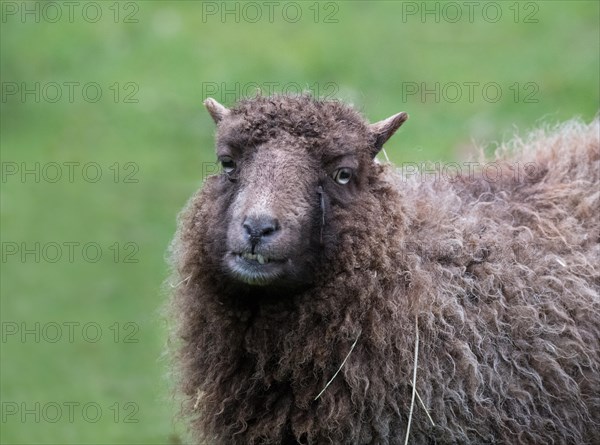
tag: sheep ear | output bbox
[369,112,409,156]
[204,97,230,124]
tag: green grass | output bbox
[1,1,598,443]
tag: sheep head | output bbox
[202,95,408,290]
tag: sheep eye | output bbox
[332,167,353,185]
[220,156,236,174]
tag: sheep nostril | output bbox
[242,215,280,241]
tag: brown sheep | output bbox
[170,94,599,444]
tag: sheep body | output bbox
[171,95,600,444]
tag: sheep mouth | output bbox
[225,252,288,285]
[237,252,281,265]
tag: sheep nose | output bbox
[242,215,279,243]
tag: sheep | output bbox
[170,93,600,445]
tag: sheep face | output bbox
[202,95,407,289]
[219,132,321,287]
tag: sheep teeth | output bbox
[241,253,269,264]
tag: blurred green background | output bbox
[1,1,598,443]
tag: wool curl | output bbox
[169,95,599,445]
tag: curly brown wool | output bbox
[170,94,599,444]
